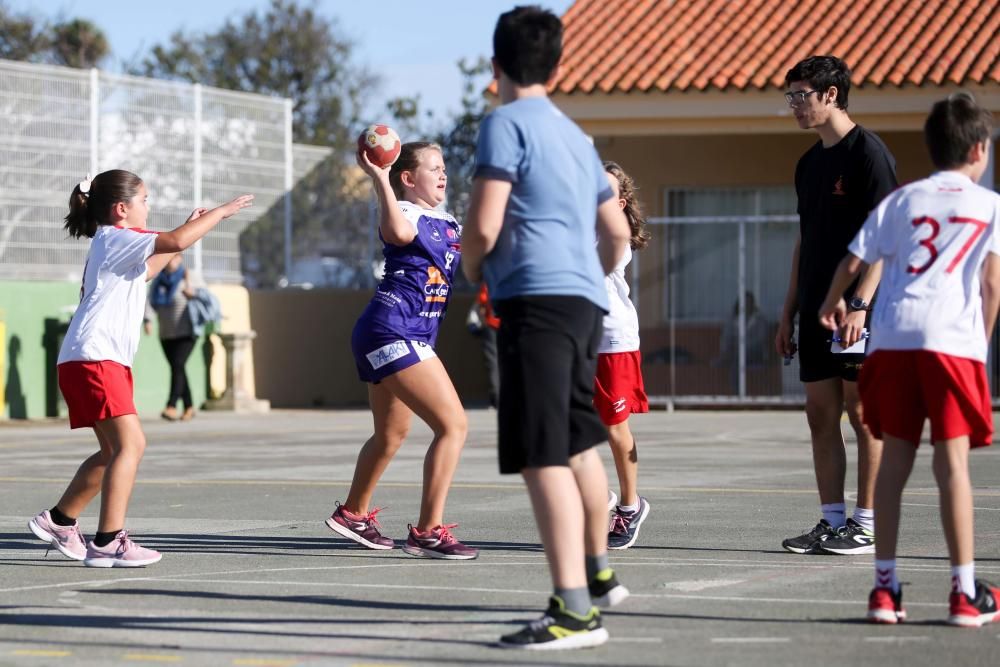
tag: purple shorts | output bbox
[351,332,437,383]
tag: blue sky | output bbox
[13,0,575,123]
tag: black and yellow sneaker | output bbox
[498,596,609,650]
[589,568,630,608]
[818,518,875,555]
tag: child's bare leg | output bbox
[873,435,917,561]
[344,384,411,515]
[932,436,973,566]
[523,465,587,589]
[606,420,637,507]
[381,358,467,530]
[92,414,147,533]
[569,447,610,556]
[844,380,883,511]
[55,428,113,518]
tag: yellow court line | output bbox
[0,425,366,449]
[122,655,183,663]
[12,649,72,657]
[1,476,998,497]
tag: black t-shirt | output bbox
[795,125,897,314]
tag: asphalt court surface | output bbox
[1,408,999,666]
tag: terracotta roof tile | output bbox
[553,0,1000,93]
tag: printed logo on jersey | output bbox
[424,266,449,303]
[613,397,627,413]
[366,340,410,370]
[832,175,846,196]
[428,225,443,242]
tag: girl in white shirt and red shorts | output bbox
[27,169,252,568]
[595,162,651,550]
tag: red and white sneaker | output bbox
[28,510,87,561]
[83,530,162,568]
[867,586,906,624]
[403,523,478,560]
[948,580,1000,627]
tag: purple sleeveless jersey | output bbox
[354,201,462,351]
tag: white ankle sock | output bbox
[951,562,976,598]
[618,499,640,514]
[875,559,899,593]
[853,506,875,532]
[821,502,846,529]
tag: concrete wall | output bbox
[248,289,489,408]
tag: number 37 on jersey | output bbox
[907,215,990,275]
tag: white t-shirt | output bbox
[58,225,158,367]
[849,171,1000,362]
[599,245,640,353]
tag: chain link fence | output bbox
[645,212,1000,405]
[0,59,331,284]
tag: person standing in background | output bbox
[145,254,197,422]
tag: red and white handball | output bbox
[358,124,401,168]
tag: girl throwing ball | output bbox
[325,141,477,560]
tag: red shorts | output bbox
[858,350,992,448]
[58,361,137,429]
[593,350,649,426]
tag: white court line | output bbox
[79,576,951,609]
[903,502,1000,512]
[4,556,997,596]
[711,637,791,644]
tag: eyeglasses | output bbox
[784,89,821,106]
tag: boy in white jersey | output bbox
[28,169,252,567]
[819,93,1000,627]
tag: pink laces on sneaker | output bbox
[106,529,138,555]
[365,507,387,530]
[347,506,386,530]
[610,513,630,536]
[431,523,460,544]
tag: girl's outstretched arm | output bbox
[147,195,253,279]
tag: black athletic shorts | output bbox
[493,295,608,474]
[798,312,866,383]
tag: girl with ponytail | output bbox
[28,169,252,567]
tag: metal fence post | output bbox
[89,68,99,177]
[192,83,203,274]
[737,221,747,398]
[283,99,294,283]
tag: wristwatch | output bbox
[847,297,870,312]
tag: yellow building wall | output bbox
[206,284,258,400]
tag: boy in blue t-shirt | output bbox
[462,6,632,650]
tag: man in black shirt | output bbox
[776,56,898,556]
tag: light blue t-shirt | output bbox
[474,96,612,310]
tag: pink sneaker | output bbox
[83,530,162,568]
[325,502,395,550]
[402,523,479,560]
[28,510,87,561]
